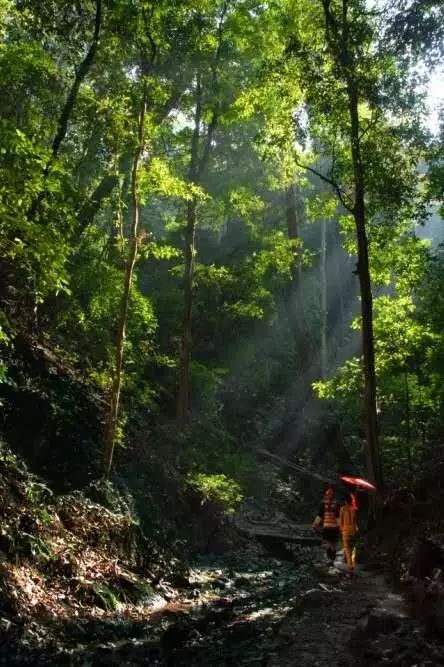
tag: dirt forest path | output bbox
[270,569,405,666]
[270,564,444,667]
[167,548,444,667]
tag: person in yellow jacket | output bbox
[312,486,340,566]
[339,493,359,577]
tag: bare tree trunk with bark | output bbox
[285,182,313,361]
[104,90,146,477]
[177,195,198,423]
[319,0,383,488]
[320,217,328,379]
[285,184,297,329]
[176,2,228,426]
[346,78,381,488]
[177,71,202,425]
[285,183,302,338]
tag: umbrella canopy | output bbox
[340,475,377,492]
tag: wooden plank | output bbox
[239,527,321,545]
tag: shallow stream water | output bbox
[168,551,318,665]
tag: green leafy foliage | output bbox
[0,0,443,498]
[186,472,244,515]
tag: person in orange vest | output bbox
[312,486,340,566]
[339,492,359,577]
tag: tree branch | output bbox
[189,72,202,183]
[197,0,229,178]
[294,157,354,213]
[199,110,217,177]
[28,0,102,220]
[142,5,158,68]
[50,0,102,163]
[77,173,119,234]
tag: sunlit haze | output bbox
[427,68,444,134]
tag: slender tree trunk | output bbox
[319,0,382,487]
[177,74,202,425]
[286,184,301,267]
[177,196,197,424]
[333,222,345,331]
[176,5,225,424]
[116,174,125,241]
[404,372,413,477]
[285,183,301,336]
[347,78,382,489]
[103,90,146,478]
[320,217,328,379]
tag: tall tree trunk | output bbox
[177,196,197,424]
[320,0,383,488]
[332,221,345,332]
[176,5,225,424]
[320,217,328,379]
[284,183,314,371]
[285,183,302,339]
[177,74,202,425]
[103,90,146,478]
[286,184,301,266]
[347,78,382,488]
[404,372,413,477]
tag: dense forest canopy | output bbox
[1,0,444,502]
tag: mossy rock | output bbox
[92,582,120,611]
[111,573,160,605]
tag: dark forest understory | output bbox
[1,420,444,666]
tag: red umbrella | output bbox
[340,475,377,492]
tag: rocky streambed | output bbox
[0,542,323,664]
[2,543,444,666]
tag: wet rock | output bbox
[213,596,234,607]
[234,575,250,587]
[278,626,294,640]
[85,639,162,665]
[161,622,191,649]
[169,571,191,589]
[212,576,229,589]
[423,597,444,637]
[363,610,402,635]
[0,534,13,555]
[409,539,443,580]
[0,617,12,632]
[382,647,394,659]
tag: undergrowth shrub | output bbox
[186,472,244,515]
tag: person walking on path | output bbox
[312,486,340,566]
[339,492,359,577]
